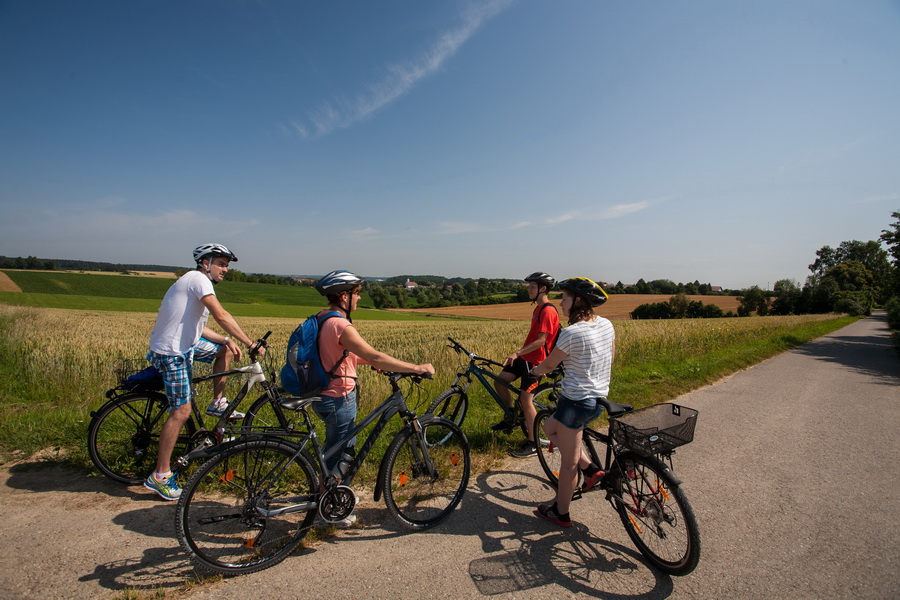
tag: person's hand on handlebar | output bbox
[416,363,435,379]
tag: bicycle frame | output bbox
[446,339,530,419]
[230,372,431,517]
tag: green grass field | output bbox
[0,270,445,320]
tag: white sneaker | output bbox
[314,514,358,529]
[206,398,244,420]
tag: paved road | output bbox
[2,313,898,599]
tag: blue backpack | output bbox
[280,311,349,397]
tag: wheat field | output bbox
[0,303,838,411]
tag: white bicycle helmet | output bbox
[193,243,238,265]
[316,270,365,295]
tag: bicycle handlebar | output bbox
[446,337,504,368]
[249,331,272,360]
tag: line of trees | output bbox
[631,211,900,321]
[631,295,733,319]
[369,278,524,309]
[0,256,56,270]
[607,280,727,295]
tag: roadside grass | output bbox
[0,305,855,474]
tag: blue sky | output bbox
[1,0,898,290]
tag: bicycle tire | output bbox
[610,452,701,576]
[381,415,470,530]
[176,438,318,575]
[525,381,559,445]
[87,393,197,485]
[426,386,468,430]
[533,408,584,489]
[242,391,296,432]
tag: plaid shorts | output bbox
[146,338,221,409]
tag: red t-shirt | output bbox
[520,302,560,364]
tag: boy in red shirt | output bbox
[495,272,560,457]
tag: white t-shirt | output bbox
[149,270,215,356]
[557,316,615,401]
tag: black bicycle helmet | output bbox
[193,243,238,264]
[524,272,556,290]
[316,270,365,295]
[558,277,608,307]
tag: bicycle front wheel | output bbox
[611,453,701,576]
[176,438,318,575]
[382,415,470,530]
[426,386,468,430]
[87,393,196,484]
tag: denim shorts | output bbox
[553,395,604,430]
[146,337,222,409]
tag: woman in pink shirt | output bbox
[312,270,434,478]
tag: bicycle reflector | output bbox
[220,469,237,483]
[398,472,408,486]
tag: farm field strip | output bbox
[393,294,742,321]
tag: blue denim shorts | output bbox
[147,337,222,409]
[553,395,604,430]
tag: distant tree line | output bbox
[368,278,523,309]
[607,280,728,295]
[631,295,733,319]
[630,211,900,322]
[0,256,57,270]
[0,256,181,273]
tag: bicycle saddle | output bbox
[278,396,324,411]
[598,397,633,417]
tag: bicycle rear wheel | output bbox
[176,438,318,575]
[87,393,196,484]
[242,391,296,432]
[426,386,468,430]
[610,453,701,576]
[382,415,470,530]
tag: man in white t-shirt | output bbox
[143,243,264,501]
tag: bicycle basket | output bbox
[609,403,698,456]
[116,358,164,391]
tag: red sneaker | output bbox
[581,468,605,492]
[535,503,572,528]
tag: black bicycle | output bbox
[86,332,288,484]
[175,370,471,576]
[534,397,701,576]
[427,337,560,439]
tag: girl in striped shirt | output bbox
[531,277,615,527]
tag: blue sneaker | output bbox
[144,472,182,501]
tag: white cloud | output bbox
[435,221,493,235]
[544,201,650,225]
[294,0,517,139]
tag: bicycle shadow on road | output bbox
[462,469,676,599]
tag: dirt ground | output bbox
[0,271,23,292]
[393,295,741,321]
